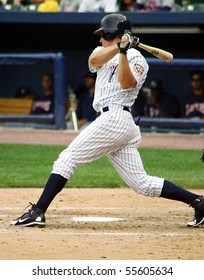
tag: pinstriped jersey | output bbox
[89,46,149,112]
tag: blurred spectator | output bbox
[76,71,97,129]
[78,0,118,12]
[31,73,54,115]
[135,0,174,11]
[117,0,137,11]
[131,88,146,117]
[184,70,204,119]
[0,0,23,9]
[0,0,5,8]
[8,0,45,6]
[66,70,97,130]
[0,1,4,10]
[59,0,80,12]
[37,0,59,12]
[142,79,180,118]
[20,0,45,4]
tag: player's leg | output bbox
[107,145,164,197]
[107,145,204,227]
[34,119,119,215]
[11,111,136,226]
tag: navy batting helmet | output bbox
[94,13,132,41]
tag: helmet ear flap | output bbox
[117,19,132,34]
[117,21,125,30]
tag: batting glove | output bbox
[130,36,140,48]
[117,30,140,54]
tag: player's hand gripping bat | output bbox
[121,33,173,62]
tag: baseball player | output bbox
[11,14,204,228]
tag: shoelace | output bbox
[24,202,35,211]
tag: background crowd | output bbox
[14,68,204,131]
[65,69,204,130]
[1,0,203,12]
[131,71,204,120]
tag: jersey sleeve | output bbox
[88,46,103,73]
[128,49,149,89]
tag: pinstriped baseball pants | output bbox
[52,106,164,197]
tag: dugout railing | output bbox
[136,117,204,134]
[0,53,66,129]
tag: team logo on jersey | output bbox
[108,63,118,82]
[109,63,117,72]
[133,64,144,76]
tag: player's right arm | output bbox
[89,45,119,67]
[89,44,118,67]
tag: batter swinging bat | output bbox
[122,34,173,62]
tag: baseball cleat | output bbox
[10,203,46,227]
[187,196,204,227]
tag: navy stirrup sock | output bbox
[160,180,199,204]
[36,174,67,213]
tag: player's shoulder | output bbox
[92,46,103,53]
[128,48,145,58]
[128,48,149,67]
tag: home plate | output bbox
[72,216,124,222]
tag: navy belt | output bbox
[96,106,130,117]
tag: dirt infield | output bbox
[0,128,204,260]
[1,188,204,260]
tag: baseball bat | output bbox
[121,35,173,62]
[137,42,173,62]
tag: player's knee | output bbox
[130,175,163,197]
[52,152,78,179]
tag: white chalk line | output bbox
[0,214,188,227]
[0,206,126,211]
[0,228,202,237]
[0,205,202,238]
[0,215,185,226]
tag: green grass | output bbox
[0,143,203,189]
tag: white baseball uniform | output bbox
[52,47,164,197]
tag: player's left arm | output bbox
[117,32,139,89]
